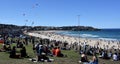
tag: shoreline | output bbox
[26,30,120,49]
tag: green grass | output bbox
[0,43,120,64]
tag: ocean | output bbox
[56,29,120,41]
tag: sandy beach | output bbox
[26,30,120,49]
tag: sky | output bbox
[0,0,120,28]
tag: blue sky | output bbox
[0,0,120,28]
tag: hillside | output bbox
[0,24,100,33]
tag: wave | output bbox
[64,33,99,38]
[65,33,79,37]
[80,34,99,38]
[56,31,120,41]
[56,31,70,35]
[98,38,117,41]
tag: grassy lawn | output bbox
[0,43,120,64]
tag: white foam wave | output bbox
[98,38,117,41]
[80,34,99,38]
[66,34,78,36]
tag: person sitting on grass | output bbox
[79,52,89,63]
[0,44,7,52]
[6,44,11,52]
[99,50,110,59]
[9,46,21,58]
[52,47,57,56]
[117,52,120,60]
[55,47,64,57]
[20,46,27,57]
[89,53,98,64]
[38,45,52,62]
[38,45,44,61]
[29,45,54,62]
[9,46,16,58]
[108,51,112,58]
[112,53,118,61]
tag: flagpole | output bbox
[78,15,80,43]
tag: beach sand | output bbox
[26,30,120,49]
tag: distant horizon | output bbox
[0,0,120,28]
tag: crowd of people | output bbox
[78,42,120,64]
[0,32,29,58]
[30,39,66,62]
[1,31,120,64]
[0,32,66,62]
[79,52,98,64]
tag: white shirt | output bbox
[113,54,117,61]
